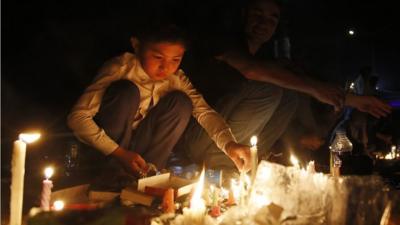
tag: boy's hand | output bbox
[225,141,251,172]
[111,146,148,177]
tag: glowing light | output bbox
[250,136,258,146]
[190,168,206,209]
[384,153,394,160]
[306,161,316,173]
[257,166,271,179]
[53,200,64,211]
[290,155,300,168]
[19,133,41,144]
[231,179,241,202]
[44,167,54,179]
[251,192,271,208]
[348,29,355,36]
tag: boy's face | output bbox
[244,0,280,44]
[137,41,185,81]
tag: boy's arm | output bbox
[67,78,120,155]
[110,146,147,176]
[217,50,345,112]
[68,54,132,155]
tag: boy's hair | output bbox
[246,0,284,10]
[134,21,190,49]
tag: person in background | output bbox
[177,0,391,170]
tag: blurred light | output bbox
[348,29,355,36]
[44,167,54,179]
[290,155,300,168]
[53,200,64,211]
[19,133,41,143]
[250,136,258,146]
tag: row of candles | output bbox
[10,133,316,224]
[162,135,319,221]
[10,133,65,225]
[377,145,400,160]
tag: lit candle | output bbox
[40,167,54,211]
[229,179,240,205]
[290,154,300,170]
[226,189,235,206]
[182,168,206,223]
[190,168,205,209]
[10,133,40,225]
[391,145,396,159]
[250,136,258,184]
[306,161,316,174]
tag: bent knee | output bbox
[106,80,140,102]
[165,91,193,113]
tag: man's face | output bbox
[244,0,281,44]
[138,41,185,81]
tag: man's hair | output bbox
[134,21,190,49]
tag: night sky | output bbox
[2,0,399,172]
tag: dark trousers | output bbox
[95,80,193,169]
[179,81,298,169]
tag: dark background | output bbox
[2,0,399,221]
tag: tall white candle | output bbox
[10,133,40,225]
[250,136,258,183]
[40,167,53,211]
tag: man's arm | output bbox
[218,51,345,111]
[345,93,392,118]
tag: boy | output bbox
[67,23,251,177]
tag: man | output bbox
[178,0,390,169]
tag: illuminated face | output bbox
[244,0,280,44]
[137,41,185,81]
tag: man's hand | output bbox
[346,94,392,118]
[111,146,148,177]
[225,141,251,172]
[310,82,345,112]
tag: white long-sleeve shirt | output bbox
[67,52,236,155]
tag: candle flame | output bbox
[53,200,64,211]
[384,152,394,160]
[250,136,258,146]
[190,167,205,209]
[19,133,41,144]
[44,167,54,179]
[290,154,300,167]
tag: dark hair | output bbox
[246,0,284,10]
[134,21,190,49]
